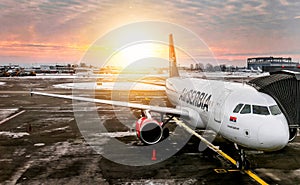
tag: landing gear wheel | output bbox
[234,144,250,170]
[236,159,242,170]
[236,158,250,170]
[244,159,250,170]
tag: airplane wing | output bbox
[31,91,189,117]
[129,80,166,87]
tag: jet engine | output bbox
[135,117,163,145]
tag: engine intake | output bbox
[135,117,163,145]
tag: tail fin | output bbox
[169,34,180,77]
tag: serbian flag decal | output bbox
[230,116,237,122]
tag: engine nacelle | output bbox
[135,117,163,145]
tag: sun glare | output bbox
[106,42,168,69]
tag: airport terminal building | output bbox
[247,56,299,72]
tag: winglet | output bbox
[169,34,180,77]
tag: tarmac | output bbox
[0,76,300,185]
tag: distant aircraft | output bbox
[237,68,251,73]
[257,67,263,73]
[32,34,290,170]
[237,67,262,73]
[250,67,263,73]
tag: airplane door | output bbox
[214,90,231,123]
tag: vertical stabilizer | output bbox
[169,34,180,77]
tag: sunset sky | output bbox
[1,0,300,67]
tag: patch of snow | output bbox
[0,108,18,111]
[34,143,45,147]
[53,141,69,155]
[0,82,5,85]
[181,71,269,79]
[44,126,69,133]
[98,131,136,138]
[0,108,19,120]
[293,169,300,176]
[20,74,76,79]
[0,131,29,138]
[0,95,10,98]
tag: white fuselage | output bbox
[166,77,290,151]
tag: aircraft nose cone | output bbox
[258,123,289,151]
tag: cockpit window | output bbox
[233,104,244,113]
[269,105,282,115]
[252,105,270,115]
[240,104,251,114]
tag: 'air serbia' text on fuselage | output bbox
[178,88,212,111]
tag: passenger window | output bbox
[240,104,251,114]
[252,105,270,115]
[269,105,282,115]
[233,104,244,113]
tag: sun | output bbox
[106,42,168,69]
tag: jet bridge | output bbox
[248,70,300,141]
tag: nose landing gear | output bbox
[235,143,250,170]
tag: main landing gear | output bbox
[234,143,250,170]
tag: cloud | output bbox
[1,0,300,64]
[279,0,289,6]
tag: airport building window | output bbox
[233,103,244,113]
[240,104,251,114]
[269,105,282,115]
[252,105,270,115]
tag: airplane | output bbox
[257,67,263,73]
[31,34,291,170]
[250,67,263,73]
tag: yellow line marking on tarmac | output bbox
[0,110,26,125]
[214,169,240,173]
[227,169,240,172]
[214,169,228,173]
[173,117,269,185]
